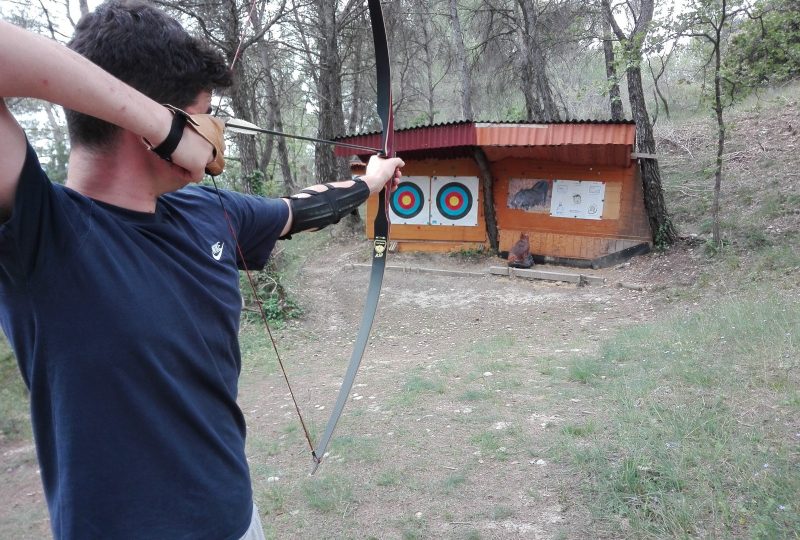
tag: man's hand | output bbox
[361,155,405,194]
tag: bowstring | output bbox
[211,0,316,456]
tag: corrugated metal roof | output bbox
[336,118,635,139]
[334,120,636,166]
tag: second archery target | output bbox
[430,176,479,226]
[388,177,430,225]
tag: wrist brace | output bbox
[282,178,371,238]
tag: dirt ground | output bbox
[0,239,715,539]
[245,241,710,538]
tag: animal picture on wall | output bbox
[508,179,552,213]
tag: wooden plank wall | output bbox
[365,158,488,250]
[493,158,652,260]
[365,154,652,259]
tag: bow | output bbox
[309,0,394,474]
[213,0,394,475]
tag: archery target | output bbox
[430,176,479,226]
[388,177,430,225]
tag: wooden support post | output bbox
[473,147,499,253]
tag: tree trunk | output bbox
[43,103,68,182]
[603,0,676,245]
[514,0,559,121]
[449,0,474,120]
[257,45,297,194]
[347,32,364,132]
[532,42,560,121]
[314,0,349,185]
[473,148,499,253]
[627,65,676,245]
[419,15,437,124]
[602,19,624,120]
[711,26,725,248]
[229,72,259,190]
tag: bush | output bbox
[724,0,800,91]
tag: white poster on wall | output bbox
[550,180,605,220]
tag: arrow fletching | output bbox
[225,117,264,135]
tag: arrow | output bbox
[225,117,381,153]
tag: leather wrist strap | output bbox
[150,108,189,161]
[143,105,226,175]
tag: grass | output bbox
[0,338,30,442]
[328,435,380,465]
[551,289,800,538]
[389,372,447,407]
[301,474,354,513]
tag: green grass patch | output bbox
[467,335,518,360]
[459,389,494,402]
[566,358,604,384]
[557,290,800,537]
[375,469,401,487]
[442,472,468,493]
[301,474,354,513]
[561,421,596,438]
[490,505,515,520]
[238,328,281,375]
[329,435,380,464]
[399,512,428,540]
[752,245,800,275]
[256,484,287,516]
[391,373,446,407]
[0,337,30,441]
[469,424,528,461]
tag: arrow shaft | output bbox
[229,123,381,153]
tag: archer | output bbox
[0,1,403,538]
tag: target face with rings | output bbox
[436,182,473,220]
[387,177,431,224]
[430,176,479,226]
[390,182,425,219]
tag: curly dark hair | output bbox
[66,0,232,148]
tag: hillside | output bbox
[656,86,800,282]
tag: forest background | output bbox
[2,0,798,247]
[0,0,799,538]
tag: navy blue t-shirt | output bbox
[0,143,289,539]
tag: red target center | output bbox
[399,193,415,209]
[446,193,464,209]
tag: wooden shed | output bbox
[335,121,652,267]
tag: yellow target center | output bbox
[448,195,460,206]
[401,194,413,205]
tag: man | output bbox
[0,1,403,538]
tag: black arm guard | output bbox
[282,178,371,238]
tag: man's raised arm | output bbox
[0,20,212,220]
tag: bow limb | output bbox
[309,0,393,475]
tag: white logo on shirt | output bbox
[211,242,225,261]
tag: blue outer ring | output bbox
[436,182,472,220]
[391,182,424,218]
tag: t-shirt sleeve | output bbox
[217,190,289,271]
[0,142,80,284]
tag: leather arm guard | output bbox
[282,178,371,239]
